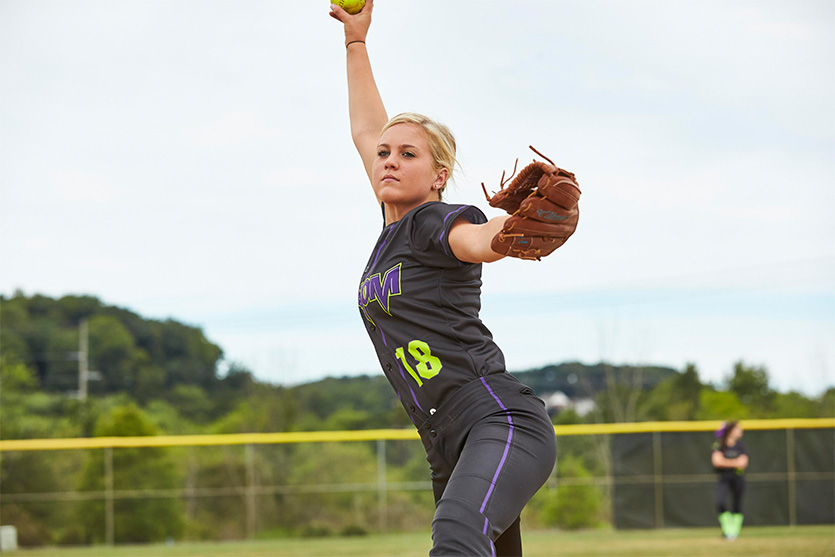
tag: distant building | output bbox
[541,391,596,417]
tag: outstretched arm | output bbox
[330,1,388,183]
[448,216,510,264]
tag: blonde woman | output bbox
[330,2,566,555]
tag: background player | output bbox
[712,420,749,540]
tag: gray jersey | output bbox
[358,201,507,424]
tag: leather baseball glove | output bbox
[482,146,581,260]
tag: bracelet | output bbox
[346,40,365,48]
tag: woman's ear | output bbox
[434,168,449,188]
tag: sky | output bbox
[1,0,833,396]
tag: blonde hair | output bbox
[381,112,457,199]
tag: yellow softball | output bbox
[334,0,365,15]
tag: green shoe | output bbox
[731,513,744,538]
[718,512,733,538]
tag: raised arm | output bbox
[330,1,388,183]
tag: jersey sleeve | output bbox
[409,203,488,267]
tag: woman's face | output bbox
[372,123,447,208]
[728,424,744,443]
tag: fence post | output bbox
[104,446,114,545]
[652,431,664,529]
[245,444,256,539]
[377,438,387,532]
[786,428,797,527]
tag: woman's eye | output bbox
[403,151,415,158]
[377,149,390,157]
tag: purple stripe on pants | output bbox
[478,377,515,516]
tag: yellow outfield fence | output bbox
[1,418,831,451]
[0,418,832,545]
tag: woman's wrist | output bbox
[345,39,366,48]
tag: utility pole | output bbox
[78,319,89,401]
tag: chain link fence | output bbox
[0,420,832,546]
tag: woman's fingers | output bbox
[329,4,349,22]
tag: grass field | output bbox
[18,526,834,556]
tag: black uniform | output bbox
[713,440,746,514]
[358,201,557,556]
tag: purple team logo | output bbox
[359,263,402,324]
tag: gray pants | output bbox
[418,374,557,556]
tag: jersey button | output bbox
[386,362,392,371]
[430,429,437,438]
[369,324,376,331]
[409,404,416,412]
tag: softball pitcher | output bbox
[331,2,580,554]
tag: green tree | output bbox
[165,385,213,423]
[673,363,702,419]
[88,315,143,393]
[156,320,222,391]
[290,375,394,427]
[212,385,296,434]
[0,359,78,546]
[76,404,184,544]
[771,391,820,418]
[819,388,835,417]
[727,361,775,413]
[540,454,602,530]
[638,380,675,421]
[284,443,379,534]
[1,293,225,400]
[640,363,703,421]
[695,389,750,421]
[322,407,375,431]
[56,295,101,324]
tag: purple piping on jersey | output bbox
[478,377,515,517]
[369,228,392,272]
[396,361,423,412]
[438,206,468,260]
[380,329,387,347]
[395,391,418,426]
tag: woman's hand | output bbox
[329,1,374,45]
